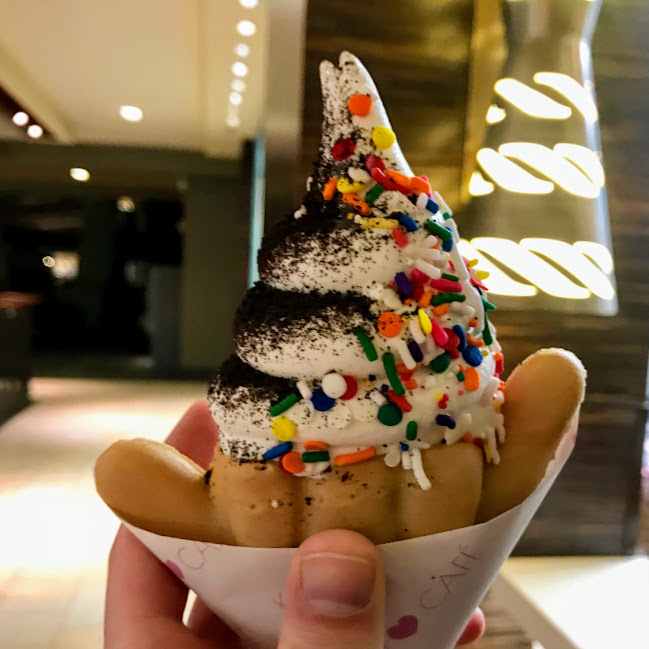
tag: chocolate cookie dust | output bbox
[234,283,376,365]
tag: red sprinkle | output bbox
[471,277,489,291]
[371,167,403,192]
[431,320,449,346]
[410,268,429,285]
[494,352,504,375]
[340,375,359,400]
[365,154,385,171]
[430,278,462,292]
[332,138,356,161]
[392,227,408,248]
[386,390,413,412]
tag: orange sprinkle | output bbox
[323,177,337,200]
[281,451,306,474]
[464,367,480,392]
[409,176,431,195]
[348,93,372,116]
[405,379,418,390]
[342,193,371,215]
[335,447,376,467]
[494,352,503,361]
[304,440,329,451]
[499,380,506,392]
[469,317,478,328]
[396,363,418,375]
[385,169,411,189]
[433,304,450,317]
[432,238,441,249]
[377,311,403,338]
[404,298,413,306]
[418,290,433,308]
[466,333,484,347]
[461,432,472,443]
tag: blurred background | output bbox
[0,1,647,647]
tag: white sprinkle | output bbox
[294,205,306,219]
[409,317,426,344]
[423,235,438,248]
[432,190,452,217]
[402,244,420,258]
[452,303,475,317]
[496,414,506,444]
[392,338,417,370]
[381,287,403,310]
[401,450,413,470]
[368,282,384,300]
[296,380,312,399]
[420,247,442,263]
[410,448,432,490]
[306,176,313,191]
[271,499,279,509]
[486,427,500,464]
[384,445,402,468]
[370,390,387,406]
[480,377,500,406]
[416,192,429,209]
[348,166,371,183]
[415,258,442,279]
[322,372,348,398]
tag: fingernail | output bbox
[300,552,376,618]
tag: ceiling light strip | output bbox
[494,78,572,120]
[477,148,554,194]
[534,72,599,123]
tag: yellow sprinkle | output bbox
[435,392,443,401]
[482,349,489,357]
[494,401,501,411]
[476,270,490,280]
[358,217,398,230]
[337,178,365,194]
[347,213,354,220]
[365,381,373,388]
[418,308,432,335]
[371,126,396,149]
[272,416,296,442]
[484,444,492,463]
[468,258,479,267]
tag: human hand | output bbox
[104,400,485,648]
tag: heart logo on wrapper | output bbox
[388,615,419,639]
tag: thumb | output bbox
[278,529,385,649]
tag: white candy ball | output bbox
[321,372,347,399]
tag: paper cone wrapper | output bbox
[124,433,574,649]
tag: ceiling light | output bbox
[477,148,554,194]
[499,142,600,198]
[27,124,43,139]
[229,92,243,106]
[117,196,135,213]
[236,20,256,36]
[486,105,506,124]
[226,114,241,128]
[239,0,258,7]
[70,167,90,182]
[469,171,495,197]
[232,62,248,77]
[42,256,55,268]
[573,241,614,274]
[231,79,246,93]
[494,78,572,120]
[12,111,29,126]
[534,72,598,123]
[235,43,250,57]
[554,143,605,188]
[119,105,143,122]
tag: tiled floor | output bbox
[0,378,204,649]
[0,378,646,649]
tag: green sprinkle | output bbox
[302,450,330,463]
[432,292,466,306]
[425,220,452,241]
[443,212,452,221]
[483,317,494,345]
[406,421,418,441]
[382,352,405,396]
[430,352,451,373]
[457,372,465,382]
[482,298,497,311]
[365,184,384,204]
[269,393,298,417]
[378,403,403,426]
[354,328,378,361]
[442,273,459,281]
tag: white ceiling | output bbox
[0,0,268,157]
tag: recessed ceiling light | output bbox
[226,114,241,128]
[239,0,258,8]
[229,92,243,106]
[119,105,143,122]
[232,62,248,78]
[117,196,135,212]
[12,111,29,126]
[235,43,250,57]
[27,124,43,139]
[231,79,246,93]
[236,20,256,36]
[42,256,55,268]
[70,167,90,182]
